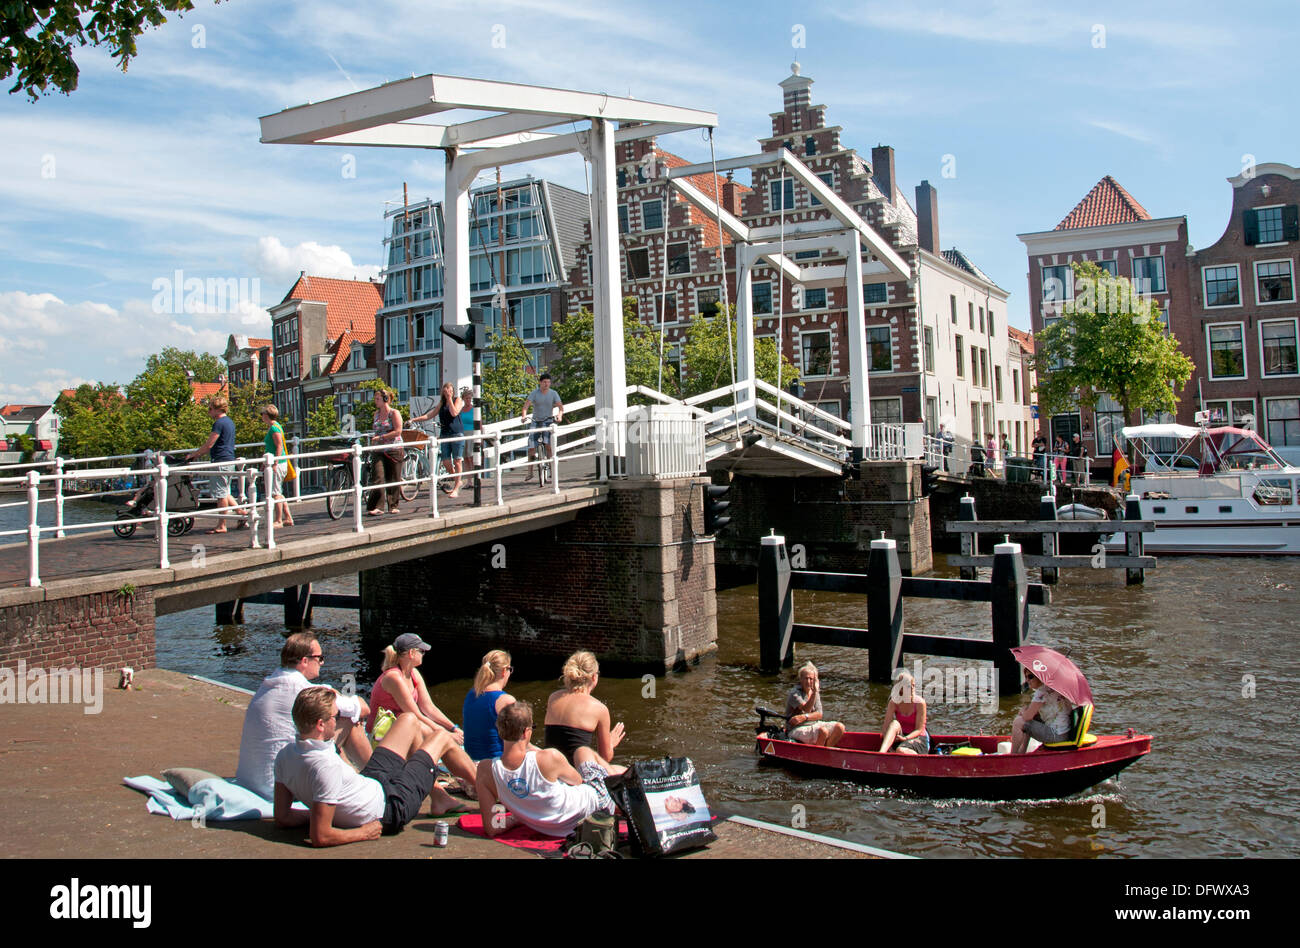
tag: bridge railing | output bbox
[920,437,1092,485]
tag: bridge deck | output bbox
[0,462,605,611]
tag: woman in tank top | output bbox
[365,388,404,516]
[544,651,627,774]
[878,668,929,754]
[462,649,516,761]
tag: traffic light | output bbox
[440,306,489,350]
[703,483,732,535]
[921,464,941,496]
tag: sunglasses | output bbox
[306,653,325,663]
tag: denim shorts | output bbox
[440,440,464,461]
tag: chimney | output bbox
[722,172,744,216]
[915,180,940,253]
[871,145,895,203]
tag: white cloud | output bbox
[1088,119,1160,146]
[252,236,382,286]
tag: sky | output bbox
[1,0,1297,406]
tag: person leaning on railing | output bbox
[365,388,404,516]
[409,382,464,499]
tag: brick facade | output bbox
[359,478,717,676]
[0,588,156,672]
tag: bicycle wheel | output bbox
[400,452,421,502]
[113,513,137,539]
[326,466,352,520]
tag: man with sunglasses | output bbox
[274,688,466,846]
[236,632,371,800]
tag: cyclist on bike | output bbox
[522,373,563,475]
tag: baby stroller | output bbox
[114,474,202,538]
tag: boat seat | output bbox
[1042,703,1096,750]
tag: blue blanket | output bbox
[123,775,300,821]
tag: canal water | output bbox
[5,499,1297,857]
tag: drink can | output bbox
[434,820,449,847]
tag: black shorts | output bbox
[360,747,436,833]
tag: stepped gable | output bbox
[1055,175,1152,230]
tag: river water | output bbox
[5,498,1298,857]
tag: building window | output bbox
[1042,265,1073,301]
[804,136,817,156]
[668,242,690,274]
[809,400,842,433]
[627,248,650,280]
[413,308,442,352]
[923,326,935,374]
[413,358,440,398]
[955,334,965,377]
[752,281,772,315]
[968,301,975,329]
[980,349,989,389]
[1203,265,1241,307]
[696,287,721,318]
[987,307,995,334]
[1133,255,1166,293]
[348,344,366,372]
[656,291,677,323]
[808,171,834,206]
[801,331,832,377]
[1248,206,1286,245]
[641,199,664,231]
[1012,368,1020,403]
[1205,398,1255,429]
[618,204,629,235]
[389,363,410,403]
[793,250,820,260]
[864,283,887,304]
[871,398,903,425]
[802,287,827,310]
[970,345,981,386]
[994,366,1003,402]
[1261,319,1299,376]
[1256,260,1295,304]
[950,295,957,324]
[510,294,552,342]
[1265,398,1300,446]
[769,177,795,211]
[867,326,891,372]
[384,315,409,357]
[1208,323,1247,378]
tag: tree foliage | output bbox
[225,379,275,450]
[54,383,130,459]
[3,1,217,100]
[1033,262,1194,439]
[681,305,800,402]
[480,330,537,425]
[145,347,225,384]
[549,298,674,407]
[306,395,340,440]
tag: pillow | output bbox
[162,767,221,797]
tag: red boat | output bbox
[754,713,1151,800]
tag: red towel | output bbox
[456,812,566,852]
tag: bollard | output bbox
[958,494,977,580]
[263,453,276,551]
[26,470,40,587]
[865,537,903,684]
[1038,493,1059,585]
[758,533,793,672]
[990,540,1029,696]
[1125,493,1144,585]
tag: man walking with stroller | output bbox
[184,395,241,534]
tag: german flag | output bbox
[1111,438,1130,490]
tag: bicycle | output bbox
[325,444,404,520]
[399,429,433,503]
[532,416,557,487]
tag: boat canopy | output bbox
[1125,424,1291,476]
[1120,423,1200,440]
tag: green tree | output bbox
[480,331,537,425]
[681,306,799,402]
[122,358,208,452]
[548,298,674,407]
[55,383,130,459]
[349,378,406,435]
[144,347,225,384]
[306,395,340,439]
[1034,261,1194,455]
[3,1,220,100]
[225,379,275,452]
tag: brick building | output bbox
[222,335,273,386]
[268,274,383,437]
[1185,163,1300,450]
[1018,175,1192,455]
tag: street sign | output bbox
[1031,405,1039,418]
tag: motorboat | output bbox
[1108,423,1300,554]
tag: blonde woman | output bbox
[878,669,929,754]
[544,651,626,774]
[461,649,517,761]
[784,661,845,747]
[261,404,293,527]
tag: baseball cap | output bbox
[394,633,431,653]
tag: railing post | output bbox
[1039,493,1059,585]
[758,533,793,672]
[958,494,977,581]
[352,442,364,534]
[598,418,610,482]
[1125,493,1145,586]
[494,434,504,506]
[426,439,436,514]
[551,429,561,494]
[1085,455,1092,486]
[247,464,261,550]
[865,536,903,684]
[156,458,169,570]
[26,470,40,586]
[990,540,1029,696]
[291,436,302,499]
[264,453,276,550]
[54,456,65,539]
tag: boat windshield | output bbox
[1124,425,1291,476]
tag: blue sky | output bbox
[2,0,1297,405]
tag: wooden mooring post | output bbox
[215,598,244,625]
[958,494,977,580]
[757,533,1049,695]
[1124,494,1145,586]
[1038,493,1059,585]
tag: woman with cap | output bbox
[368,633,464,744]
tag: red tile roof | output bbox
[246,337,271,349]
[1,404,34,416]
[656,149,751,250]
[279,275,382,342]
[1007,325,1035,354]
[190,381,229,403]
[324,329,355,375]
[1055,176,1151,230]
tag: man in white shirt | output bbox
[477,700,614,838]
[274,687,467,847]
[235,633,371,800]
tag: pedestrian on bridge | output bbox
[184,395,239,534]
[365,389,405,516]
[410,383,464,498]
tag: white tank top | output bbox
[491,751,597,836]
